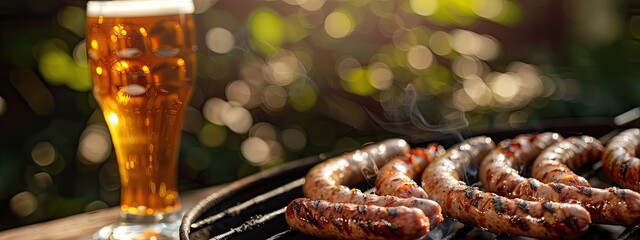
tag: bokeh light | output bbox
[0,96,7,117]
[84,201,108,212]
[78,124,112,164]
[31,142,56,167]
[262,85,288,112]
[10,192,38,218]
[297,0,326,11]
[198,123,227,148]
[407,45,434,70]
[563,0,623,46]
[282,127,307,151]
[32,172,53,189]
[324,10,355,38]
[410,0,438,16]
[368,62,394,90]
[250,122,277,141]
[57,6,86,37]
[249,8,285,55]
[241,137,271,166]
[206,27,235,54]
[429,31,453,56]
[203,97,230,125]
[226,80,252,106]
[264,49,302,86]
[221,104,253,134]
[472,0,503,20]
[452,55,484,79]
[288,81,318,112]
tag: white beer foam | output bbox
[87,0,194,17]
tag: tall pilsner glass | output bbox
[85,0,196,239]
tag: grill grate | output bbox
[180,119,640,240]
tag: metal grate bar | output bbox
[191,178,305,229]
[210,206,287,240]
[441,225,474,240]
[203,186,379,239]
[618,224,640,240]
[265,228,294,240]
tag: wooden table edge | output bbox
[0,184,224,240]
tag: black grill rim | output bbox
[179,153,330,240]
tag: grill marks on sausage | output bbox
[542,202,556,213]
[481,133,640,226]
[334,202,343,213]
[375,144,445,200]
[551,182,564,193]
[529,178,540,191]
[492,195,506,213]
[295,138,445,239]
[532,136,602,187]
[286,129,640,239]
[563,216,579,231]
[620,160,630,181]
[517,199,530,213]
[302,139,444,228]
[358,205,367,214]
[311,199,320,209]
[578,187,592,197]
[300,200,323,228]
[423,136,592,239]
[614,187,626,200]
[603,129,640,193]
[285,198,429,240]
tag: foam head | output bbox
[86,0,194,17]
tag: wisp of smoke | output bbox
[369,83,471,142]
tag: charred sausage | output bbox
[481,133,640,226]
[531,136,603,187]
[424,135,591,239]
[303,138,444,228]
[603,128,640,192]
[285,198,430,240]
[375,144,445,199]
[480,132,564,196]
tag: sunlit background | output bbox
[1,0,639,231]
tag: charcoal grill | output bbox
[180,116,640,240]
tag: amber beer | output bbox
[86,0,195,219]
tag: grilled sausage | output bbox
[482,133,640,226]
[603,128,640,192]
[375,144,445,199]
[303,138,443,227]
[424,135,591,239]
[480,132,564,196]
[531,136,603,187]
[285,198,430,240]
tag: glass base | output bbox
[93,211,181,240]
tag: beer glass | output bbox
[85,0,196,239]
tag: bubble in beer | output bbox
[110,60,151,92]
[110,23,146,59]
[150,20,186,57]
[152,58,189,92]
[87,32,109,61]
[120,84,147,96]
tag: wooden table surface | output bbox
[0,184,224,240]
